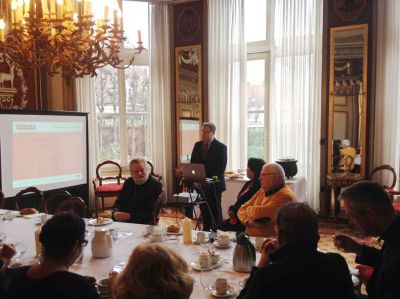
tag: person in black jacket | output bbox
[218,157,265,232]
[190,122,227,231]
[334,180,400,299]
[113,158,162,224]
[238,202,354,299]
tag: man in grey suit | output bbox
[190,122,227,231]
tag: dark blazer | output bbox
[190,138,227,192]
[238,242,354,299]
[356,215,400,299]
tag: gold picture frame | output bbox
[175,44,202,164]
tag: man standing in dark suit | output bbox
[190,122,227,231]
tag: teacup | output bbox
[4,211,16,221]
[40,214,49,225]
[198,252,210,268]
[149,233,163,243]
[145,225,155,235]
[217,235,231,247]
[196,231,206,243]
[215,278,228,295]
[255,237,264,251]
[97,278,109,294]
[209,252,220,265]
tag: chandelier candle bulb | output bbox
[182,217,192,244]
[0,20,4,42]
[137,30,142,43]
[103,4,109,21]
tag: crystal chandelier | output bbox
[0,0,143,78]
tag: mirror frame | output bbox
[328,24,368,177]
[175,44,202,166]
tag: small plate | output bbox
[190,259,224,271]
[213,241,232,249]
[88,218,113,226]
[166,229,183,235]
[210,284,236,298]
[193,238,209,244]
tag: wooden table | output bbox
[326,173,365,218]
[1,210,252,298]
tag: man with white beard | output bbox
[112,158,162,224]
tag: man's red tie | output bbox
[203,142,209,160]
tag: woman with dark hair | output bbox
[218,157,265,231]
[6,212,100,299]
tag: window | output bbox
[244,0,270,160]
[94,1,150,166]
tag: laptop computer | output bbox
[181,163,212,183]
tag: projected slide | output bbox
[0,113,88,198]
[12,122,84,188]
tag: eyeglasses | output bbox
[78,239,88,247]
[259,172,277,179]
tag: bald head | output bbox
[259,163,285,192]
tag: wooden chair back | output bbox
[56,196,88,218]
[13,187,45,212]
[147,161,162,182]
[44,190,72,214]
[369,164,397,190]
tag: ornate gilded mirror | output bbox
[175,45,202,164]
[328,24,368,176]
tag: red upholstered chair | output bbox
[93,160,124,217]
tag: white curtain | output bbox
[269,0,323,209]
[373,0,400,187]
[76,77,99,210]
[149,3,173,198]
[208,0,247,172]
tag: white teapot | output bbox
[91,229,113,258]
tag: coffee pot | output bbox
[233,232,256,273]
[91,228,113,258]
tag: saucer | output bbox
[166,229,183,235]
[88,218,113,226]
[193,237,209,244]
[213,241,232,249]
[190,259,224,271]
[210,284,236,298]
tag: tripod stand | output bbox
[184,180,219,231]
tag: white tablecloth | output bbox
[1,210,254,299]
[221,176,307,219]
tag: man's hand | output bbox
[257,238,278,268]
[113,212,131,222]
[334,234,363,256]
[246,220,267,229]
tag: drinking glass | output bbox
[0,215,6,244]
[12,241,27,263]
[199,269,216,293]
